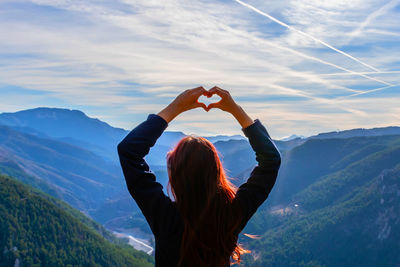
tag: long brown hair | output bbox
[166,135,250,266]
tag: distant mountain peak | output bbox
[203,134,246,143]
[6,107,113,126]
[0,107,127,154]
[311,126,400,139]
[280,134,306,141]
[8,106,85,114]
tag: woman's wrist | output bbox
[231,104,254,129]
[157,103,180,123]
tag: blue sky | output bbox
[0,0,399,138]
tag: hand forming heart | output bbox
[157,85,251,125]
[171,86,237,114]
[197,92,222,110]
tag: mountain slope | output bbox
[0,107,129,163]
[293,140,400,210]
[0,124,127,212]
[214,139,256,178]
[0,107,126,149]
[242,165,400,267]
[240,135,400,266]
[262,135,400,207]
[311,126,400,140]
[0,174,154,267]
[0,107,249,164]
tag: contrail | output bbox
[321,71,400,76]
[348,0,400,41]
[266,83,369,116]
[234,0,381,72]
[336,83,400,99]
[220,24,393,87]
[267,42,393,86]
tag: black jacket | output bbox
[117,113,281,266]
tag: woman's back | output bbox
[166,134,244,266]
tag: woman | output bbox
[117,86,281,266]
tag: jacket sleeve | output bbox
[117,113,174,237]
[234,118,281,232]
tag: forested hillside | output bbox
[240,135,400,266]
[268,134,400,207]
[0,174,154,267]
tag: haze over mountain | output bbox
[279,134,306,141]
[0,124,125,212]
[0,108,127,161]
[0,108,244,163]
[2,107,398,165]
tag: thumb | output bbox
[194,101,208,111]
[207,102,221,111]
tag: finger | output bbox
[192,86,205,92]
[210,86,226,91]
[193,101,208,111]
[207,101,221,110]
[208,87,227,98]
[215,86,229,94]
[190,86,208,97]
[186,87,201,95]
[220,87,229,93]
[198,87,209,96]
[202,87,212,97]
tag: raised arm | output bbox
[117,113,173,237]
[235,117,281,231]
[206,86,281,231]
[117,86,210,237]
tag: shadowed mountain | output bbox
[0,108,127,162]
[213,139,256,179]
[0,108,245,164]
[0,124,126,212]
[0,107,126,147]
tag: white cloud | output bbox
[0,0,399,137]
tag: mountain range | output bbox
[0,108,257,239]
[1,107,399,266]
